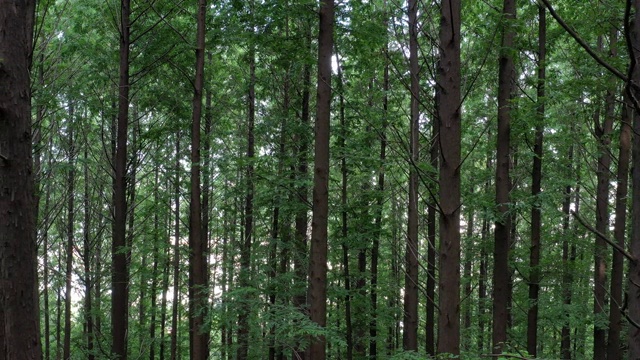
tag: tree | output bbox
[308,0,334,357]
[493,0,516,353]
[188,0,208,357]
[526,4,545,356]
[436,0,461,355]
[403,0,420,351]
[112,0,132,357]
[0,0,42,358]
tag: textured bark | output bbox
[189,0,208,358]
[606,99,631,360]
[492,0,516,353]
[593,33,615,360]
[426,89,439,357]
[308,0,333,357]
[403,0,420,351]
[112,0,131,357]
[0,0,41,358]
[527,5,545,356]
[627,1,640,356]
[436,0,461,355]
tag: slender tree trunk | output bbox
[236,35,256,360]
[189,0,208,358]
[436,0,461,354]
[112,0,131,357]
[426,105,439,357]
[43,157,53,360]
[149,194,160,360]
[527,5,545,356]
[593,35,615,360]
[308,0,334,357]
[493,0,516,353]
[606,98,631,360]
[292,25,312,360]
[478,217,489,353]
[560,142,574,360]
[0,0,41,357]
[463,209,474,332]
[170,133,181,360]
[626,2,640,355]
[370,35,389,359]
[403,0,420,351]
[63,105,75,360]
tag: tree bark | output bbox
[189,0,208,358]
[606,97,631,360]
[527,5,545,356]
[63,104,76,360]
[593,33,615,360]
[403,0,420,351]
[170,133,181,360]
[308,0,334,357]
[493,0,516,353]
[112,0,131,357]
[436,0,461,355]
[626,1,640,356]
[0,1,41,358]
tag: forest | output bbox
[3,0,640,359]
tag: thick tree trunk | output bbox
[606,98,631,360]
[189,0,208,358]
[627,2,640,356]
[403,0,420,351]
[527,5,545,356]
[112,0,131,357]
[0,1,41,358]
[308,0,334,357]
[493,0,516,353]
[436,0,461,354]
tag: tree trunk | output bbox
[149,163,161,360]
[112,0,131,357]
[593,34,615,360]
[436,0,461,354]
[292,23,312,360]
[493,0,516,353]
[626,2,640,355]
[0,1,41,358]
[308,0,334,357]
[606,97,631,360]
[560,142,574,360]
[527,5,545,356]
[370,33,389,359]
[63,104,76,360]
[189,0,208,358]
[403,0,420,351]
[170,133,182,360]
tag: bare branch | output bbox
[571,210,637,263]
